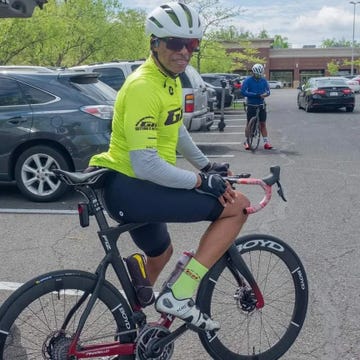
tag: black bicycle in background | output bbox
[245,103,266,151]
[0,166,308,360]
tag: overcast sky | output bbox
[121,0,360,48]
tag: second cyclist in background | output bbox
[241,64,272,150]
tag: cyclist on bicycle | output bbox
[88,2,249,331]
[241,63,272,150]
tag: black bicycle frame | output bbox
[63,184,148,340]
[61,182,265,352]
[227,244,265,307]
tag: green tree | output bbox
[229,40,265,72]
[272,35,289,48]
[192,40,232,72]
[257,29,270,39]
[327,60,340,75]
[0,0,148,66]
[184,0,242,72]
[321,38,354,48]
[0,0,270,72]
[211,26,254,41]
[0,14,51,64]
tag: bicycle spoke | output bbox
[198,235,308,359]
[0,272,135,360]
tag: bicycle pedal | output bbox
[186,323,209,333]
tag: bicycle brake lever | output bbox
[276,181,287,202]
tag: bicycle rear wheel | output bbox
[0,270,136,359]
[197,234,308,360]
[246,117,260,151]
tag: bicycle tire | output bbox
[246,117,260,151]
[0,270,136,359]
[197,234,308,360]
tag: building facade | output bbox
[224,40,360,88]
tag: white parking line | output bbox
[0,281,22,291]
[212,125,244,128]
[196,142,242,145]
[204,132,244,135]
[0,281,161,297]
[0,208,77,215]
[177,154,234,159]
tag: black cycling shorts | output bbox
[103,172,224,257]
[246,104,267,122]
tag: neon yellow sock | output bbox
[171,258,208,300]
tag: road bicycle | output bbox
[0,166,308,360]
[245,103,265,151]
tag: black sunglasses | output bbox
[161,37,200,53]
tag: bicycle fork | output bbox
[227,244,265,309]
[145,244,267,357]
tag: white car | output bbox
[268,80,284,89]
[338,77,360,93]
[70,62,213,131]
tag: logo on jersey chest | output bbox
[135,117,157,131]
[165,107,183,126]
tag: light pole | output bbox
[350,1,360,75]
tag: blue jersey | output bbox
[241,76,270,105]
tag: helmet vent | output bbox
[179,3,193,28]
[161,4,181,27]
[148,16,163,29]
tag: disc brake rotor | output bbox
[135,325,174,360]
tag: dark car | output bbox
[297,77,355,112]
[200,74,234,108]
[211,73,244,99]
[203,82,218,112]
[0,69,116,201]
[0,0,46,18]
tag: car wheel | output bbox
[346,106,354,112]
[15,145,70,202]
[305,100,312,112]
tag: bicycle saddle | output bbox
[52,168,112,186]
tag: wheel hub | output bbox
[43,331,72,360]
[234,287,257,312]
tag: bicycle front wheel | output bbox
[197,234,308,360]
[246,117,260,151]
[0,270,136,359]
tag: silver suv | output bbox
[70,61,213,131]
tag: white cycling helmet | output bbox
[252,63,264,75]
[145,2,203,39]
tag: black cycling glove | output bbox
[201,162,230,176]
[196,172,227,198]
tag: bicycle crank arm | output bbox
[146,323,188,357]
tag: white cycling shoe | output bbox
[155,287,220,331]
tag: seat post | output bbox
[78,185,110,231]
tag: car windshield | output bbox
[315,79,347,87]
